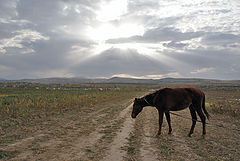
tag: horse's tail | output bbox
[202,95,210,120]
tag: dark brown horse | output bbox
[131,87,210,137]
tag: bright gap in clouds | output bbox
[88,23,144,42]
[96,0,128,22]
[87,0,145,55]
[87,23,144,55]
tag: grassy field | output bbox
[0,86,145,127]
[0,82,240,160]
[207,90,240,118]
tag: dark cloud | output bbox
[106,27,203,43]
[163,41,187,49]
[201,32,240,47]
[143,27,202,42]
[158,48,240,80]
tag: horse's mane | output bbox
[144,87,169,98]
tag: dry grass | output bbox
[0,88,145,128]
[206,90,240,118]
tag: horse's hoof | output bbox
[188,134,192,137]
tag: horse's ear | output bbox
[134,98,137,102]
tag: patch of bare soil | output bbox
[102,103,135,161]
[138,108,159,161]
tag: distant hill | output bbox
[16,77,105,84]
[0,78,6,82]
[156,77,221,83]
[2,77,237,84]
[105,77,156,84]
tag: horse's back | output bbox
[154,87,204,110]
[156,87,203,97]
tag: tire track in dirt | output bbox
[102,103,135,161]
[6,119,104,161]
[140,108,158,161]
[3,102,127,161]
[31,101,133,161]
[55,131,104,161]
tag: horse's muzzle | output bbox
[131,113,136,118]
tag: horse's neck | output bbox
[141,98,150,107]
[143,93,155,107]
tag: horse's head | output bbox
[131,98,144,118]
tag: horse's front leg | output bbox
[165,112,172,134]
[156,109,164,136]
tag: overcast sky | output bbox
[0,0,240,80]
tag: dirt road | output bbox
[1,98,240,160]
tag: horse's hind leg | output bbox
[188,105,197,137]
[165,112,172,134]
[196,107,206,136]
[156,109,164,136]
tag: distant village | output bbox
[0,82,121,91]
